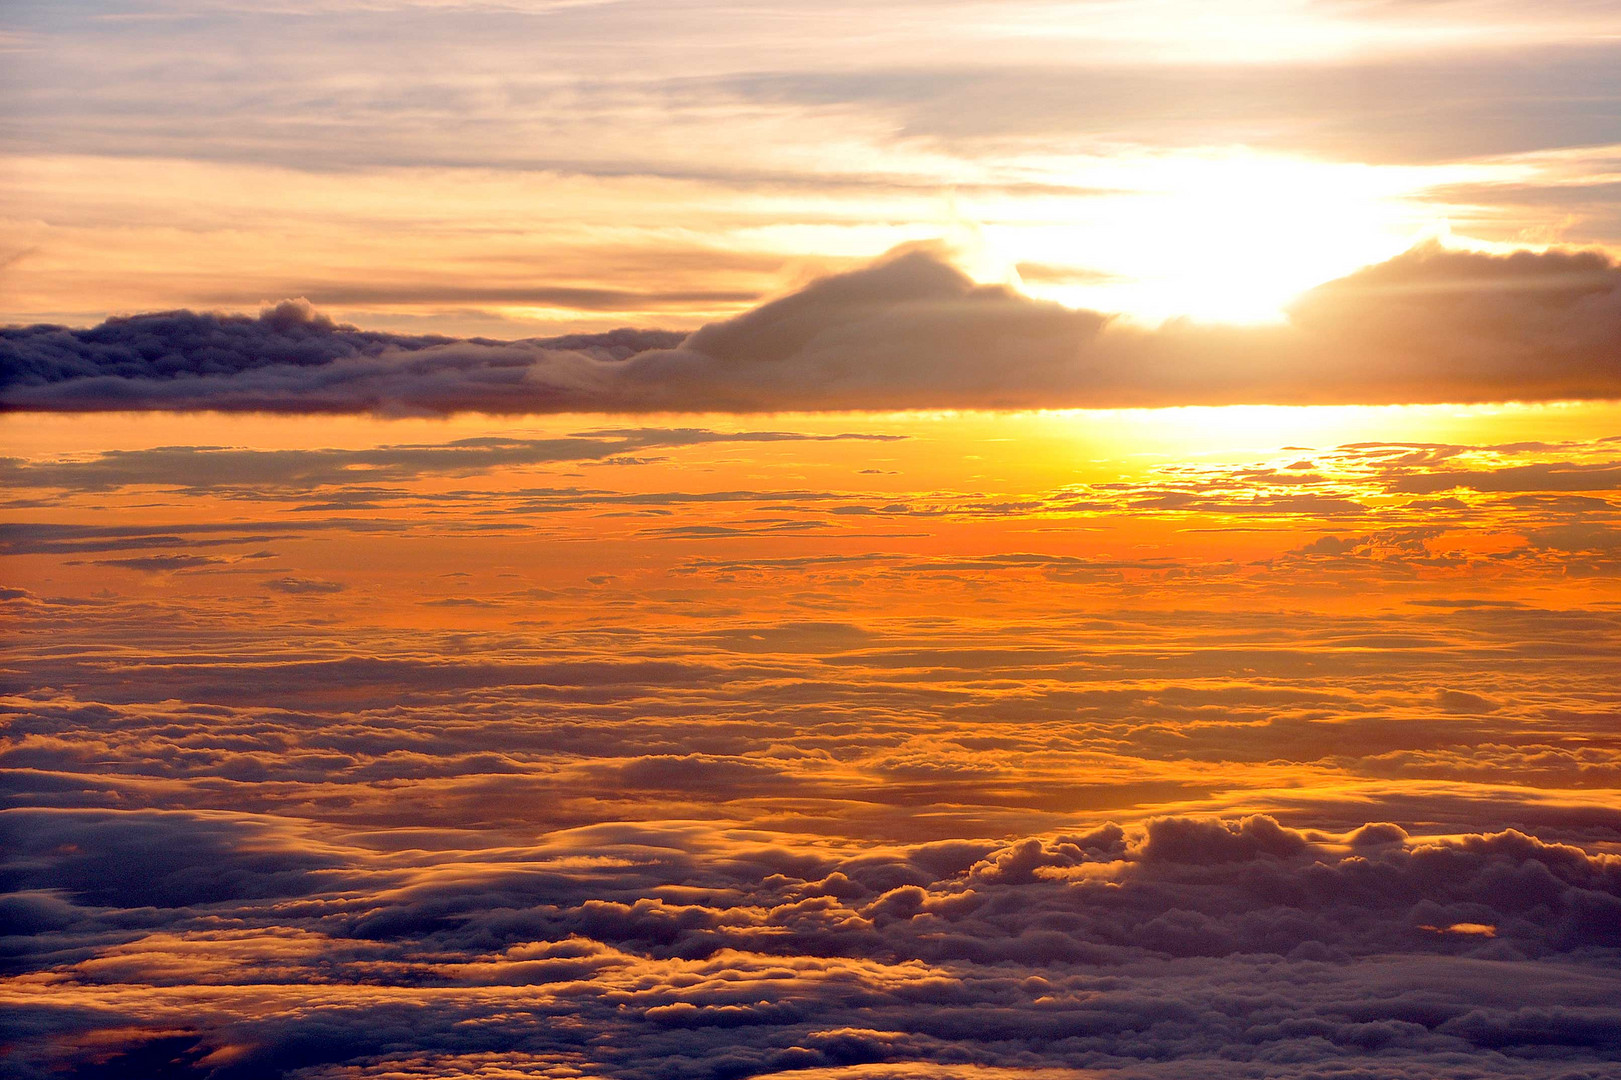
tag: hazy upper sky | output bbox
[3,0,1620,334]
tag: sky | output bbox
[3,0,1621,333]
[3,3,1621,1080]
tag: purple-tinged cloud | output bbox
[4,244,1620,413]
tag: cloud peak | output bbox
[4,243,1619,413]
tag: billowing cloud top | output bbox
[3,243,1620,413]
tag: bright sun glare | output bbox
[991,151,1491,325]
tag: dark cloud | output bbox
[0,520,371,554]
[0,428,902,496]
[5,244,1620,413]
[0,299,677,384]
[81,553,229,572]
[3,807,1618,1079]
[6,654,732,707]
[0,301,682,415]
[1390,462,1621,493]
[0,808,353,908]
[262,576,345,594]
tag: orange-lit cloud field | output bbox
[3,2,1621,1079]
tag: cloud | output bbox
[1389,462,1621,493]
[0,300,682,415]
[0,298,675,383]
[6,394,1621,1077]
[85,554,230,572]
[262,576,345,594]
[1435,688,1501,713]
[0,429,902,496]
[0,808,354,908]
[612,248,1108,411]
[4,809,1619,1079]
[6,538,1621,1077]
[5,243,1620,413]
[0,520,369,554]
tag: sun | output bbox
[981,149,1496,325]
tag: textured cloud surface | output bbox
[6,244,1621,413]
[4,405,1621,1077]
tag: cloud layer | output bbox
[5,404,1621,1077]
[5,244,1620,413]
[3,805,1619,1080]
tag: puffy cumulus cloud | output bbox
[1288,244,1621,397]
[612,250,1107,411]
[1077,242,1621,407]
[2,644,1619,1075]
[5,243,1620,413]
[0,299,683,415]
[2,811,1619,1079]
[3,299,422,382]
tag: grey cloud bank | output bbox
[5,244,1620,414]
[2,801,1618,1079]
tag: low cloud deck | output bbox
[3,407,1619,1078]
